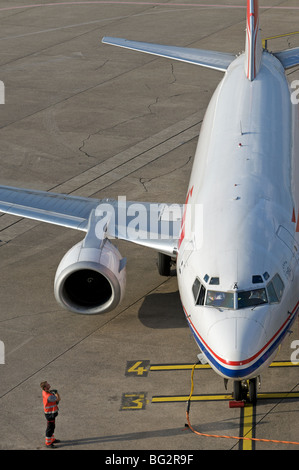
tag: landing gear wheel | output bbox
[157,252,171,276]
[248,378,257,404]
[233,380,243,401]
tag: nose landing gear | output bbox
[233,377,259,403]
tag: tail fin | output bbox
[245,0,262,81]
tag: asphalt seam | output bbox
[0,113,201,243]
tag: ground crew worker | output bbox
[40,381,61,448]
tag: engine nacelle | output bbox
[54,238,126,314]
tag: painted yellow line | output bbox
[242,404,254,451]
[263,31,299,49]
[150,364,211,371]
[152,392,299,404]
[257,392,299,399]
[269,361,299,367]
[149,361,299,372]
[152,394,233,403]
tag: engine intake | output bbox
[54,238,126,314]
[63,268,113,308]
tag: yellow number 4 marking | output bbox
[126,360,150,377]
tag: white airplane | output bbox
[0,0,299,402]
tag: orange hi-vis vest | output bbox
[42,391,58,415]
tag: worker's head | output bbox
[40,381,50,391]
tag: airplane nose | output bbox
[207,316,267,366]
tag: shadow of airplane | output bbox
[138,289,186,330]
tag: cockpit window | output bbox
[237,288,267,308]
[206,290,234,309]
[272,273,284,299]
[194,273,284,310]
[266,282,278,303]
[192,278,201,302]
[267,273,284,303]
[198,285,206,305]
[192,278,206,306]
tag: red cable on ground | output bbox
[186,411,299,446]
[186,363,299,447]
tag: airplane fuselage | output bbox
[177,51,299,380]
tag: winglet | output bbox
[245,0,262,81]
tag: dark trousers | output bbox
[45,413,58,445]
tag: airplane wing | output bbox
[0,185,182,256]
[102,37,236,72]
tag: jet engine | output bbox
[54,237,126,315]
